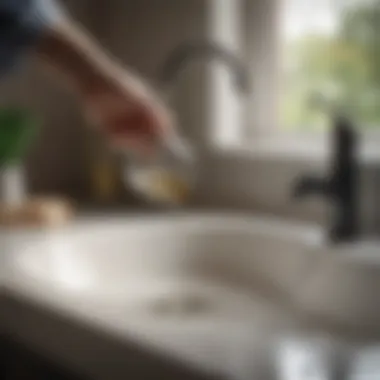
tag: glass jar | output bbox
[123,132,196,206]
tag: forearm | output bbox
[0,0,156,102]
[36,17,116,94]
[35,15,151,100]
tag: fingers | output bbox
[85,94,134,127]
[109,135,155,158]
[84,82,176,155]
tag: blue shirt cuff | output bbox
[0,0,64,75]
[29,0,64,29]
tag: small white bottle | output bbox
[1,163,26,206]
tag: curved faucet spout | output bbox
[157,41,250,94]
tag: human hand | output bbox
[84,68,174,156]
[36,17,175,155]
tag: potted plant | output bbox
[0,108,39,206]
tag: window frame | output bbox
[241,0,380,154]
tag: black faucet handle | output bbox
[333,114,357,144]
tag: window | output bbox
[281,0,380,131]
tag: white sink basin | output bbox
[9,214,380,335]
[8,214,380,380]
[8,215,320,310]
[5,215,322,379]
[10,214,380,378]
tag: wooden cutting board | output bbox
[0,197,74,228]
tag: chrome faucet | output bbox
[157,41,250,94]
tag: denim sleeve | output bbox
[0,0,63,75]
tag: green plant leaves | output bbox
[0,108,39,166]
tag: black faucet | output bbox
[293,115,360,243]
[157,41,249,94]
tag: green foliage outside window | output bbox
[283,0,380,130]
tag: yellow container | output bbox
[92,158,118,203]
